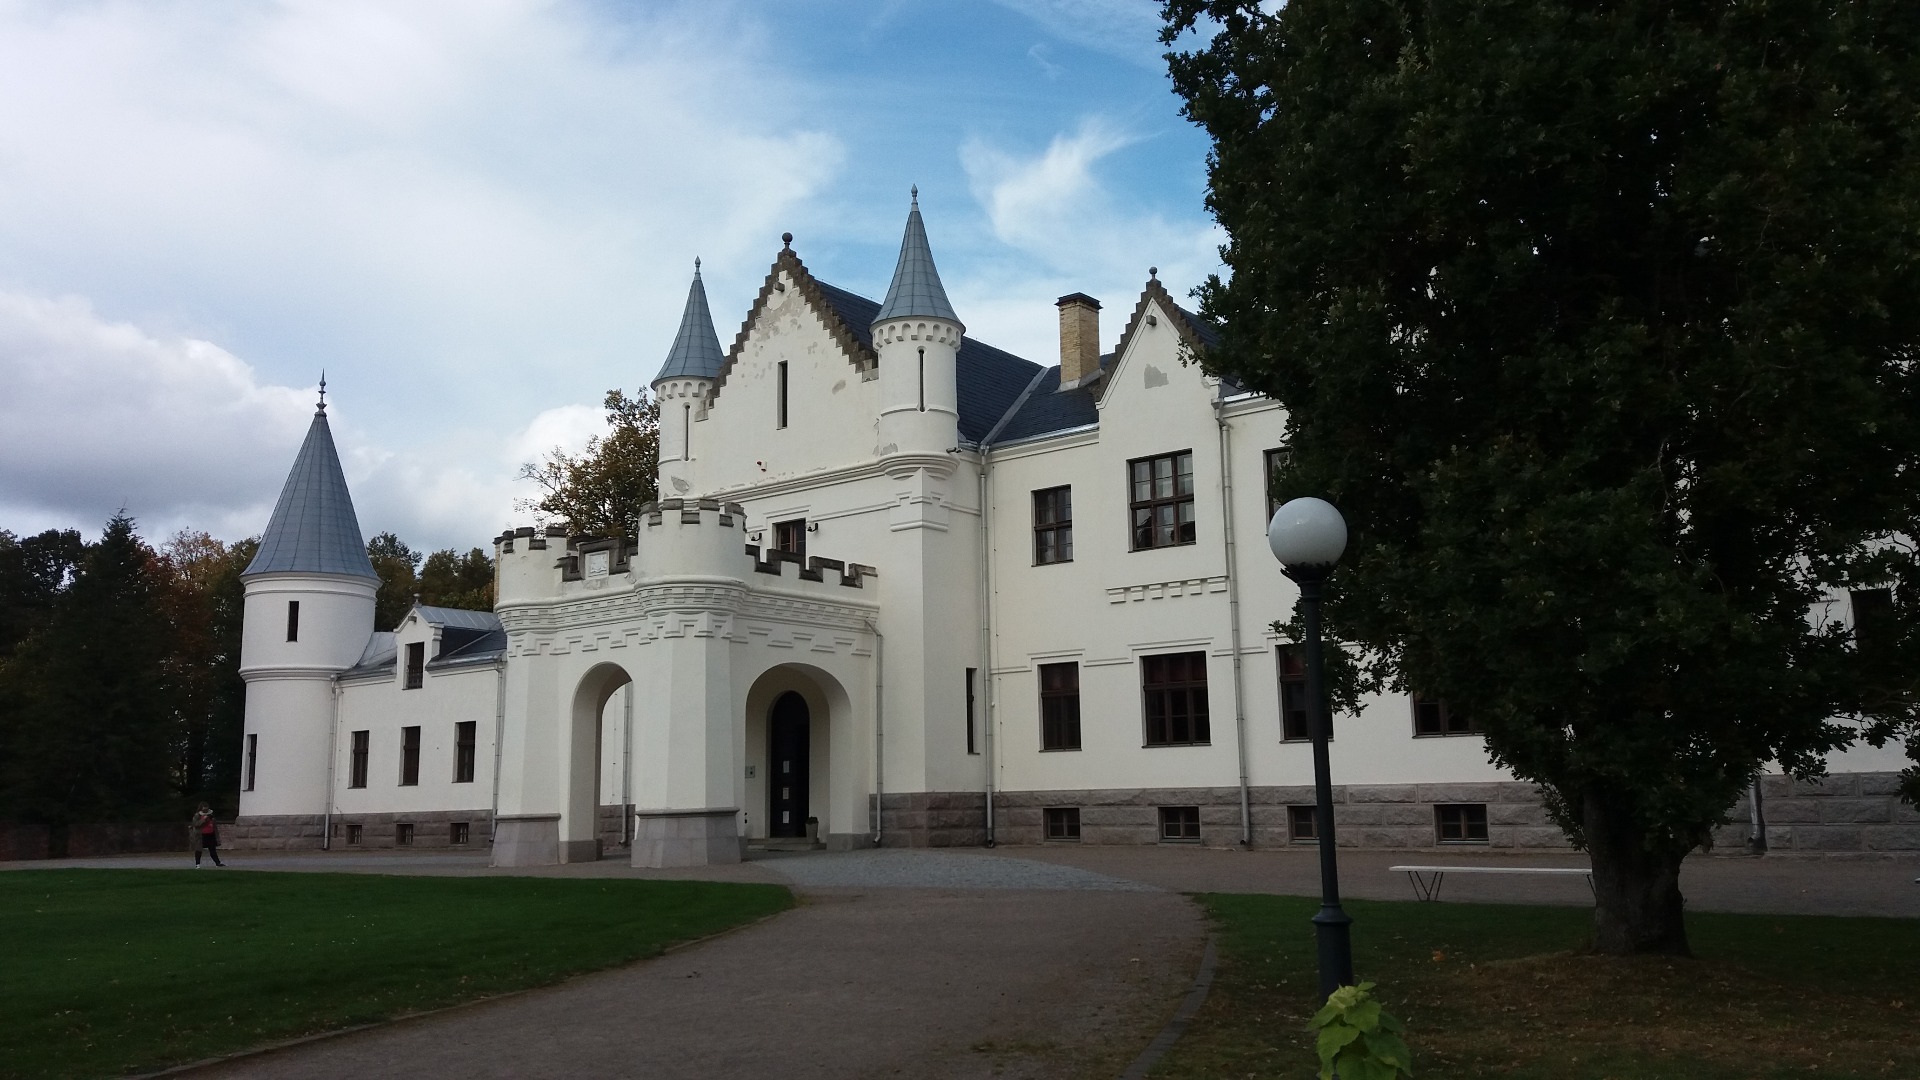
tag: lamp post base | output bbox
[1313,904,1355,1000]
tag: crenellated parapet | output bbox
[872,319,961,350]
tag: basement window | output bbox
[1159,806,1201,842]
[1436,804,1489,843]
[1044,807,1081,841]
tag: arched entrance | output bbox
[565,662,632,862]
[768,692,810,838]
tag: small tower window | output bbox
[286,600,299,642]
[777,361,789,428]
[243,733,258,792]
[917,346,926,412]
[683,402,692,460]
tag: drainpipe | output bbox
[323,678,341,850]
[978,451,998,848]
[622,682,635,847]
[865,617,885,846]
[489,658,507,847]
[1215,387,1254,847]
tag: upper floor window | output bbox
[777,360,790,428]
[1851,588,1895,655]
[286,600,299,642]
[404,642,425,690]
[1129,451,1195,550]
[773,519,806,561]
[1264,447,1285,522]
[1142,651,1210,746]
[1412,696,1480,736]
[1039,661,1081,751]
[454,721,477,784]
[1033,486,1073,565]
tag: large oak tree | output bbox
[1164,0,1920,954]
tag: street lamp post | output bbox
[1268,496,1355,1001]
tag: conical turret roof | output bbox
[653,260,726,383]
[874,188,961,329]
[243,398,377,580]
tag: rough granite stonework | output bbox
[1711,773,1918,853]
[492,814,560,866]
[227,811,496,851]
[873,792,988,847]
[632,808,742,868]
[224,814,330,850]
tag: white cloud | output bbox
[989,0,1169,69]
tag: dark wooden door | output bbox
[769,692,810,838]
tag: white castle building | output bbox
[231,195,1915,864]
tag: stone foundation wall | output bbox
[873,791,988,847]
[1712,773,1919,853]
[598,804,632,853]
[992,781,1572,850]
[228,811,493,851]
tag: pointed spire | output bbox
[874,187,961,329]
[652,259,726,383]
[243,405,377,580]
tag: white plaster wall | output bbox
[331,662,500,816]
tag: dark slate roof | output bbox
[873,191,960,327]
[349,632,397,672]
[991,354,1113,444]
[412,605,502,633]
[435,628,506,666]
[244,407,378,580]
[653,261,726,383]
[812,279,1044,444]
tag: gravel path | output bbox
[754,848,1158,891]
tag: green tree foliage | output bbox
[0,528,86,658]
[0,515,176,827]
[419,547,494,613]
[154,531,255,816]
[1164,0,1920,955]
[366,531,421,629]
[518,388,660,537]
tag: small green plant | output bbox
[1307,981,1413,1080]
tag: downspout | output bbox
[489,658,507,846]
[622,682,635,847]
[978,450,997,847]
[865,617,885,846]
[323,677,341,850]
[1215,387,1254,847]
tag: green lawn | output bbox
[0,869,794,1079]
[1155,895,1919,1080]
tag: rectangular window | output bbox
[1044,807,1081,841]
[1288,805,1319,842]
[1159,806,1201,842]
[243,733,258,792]
[345,823,362,846]
[405,642,425,690]
[286,600,299,642]
[395,823,414,846]
[773,519,806,561]
[1277,646,1314,741]
[1033,486,1074,564]
[1039,662,1082,751]
[777,360,789,428]
[965,668,978,755]
[450,821,470,845]
[1142,651,1210,746]
[1851,587,1895,655]
[400,726,421,786]
[1264,448,1285,522]
[1129,450,1196,550]
[1412,697,1481,736]
[454,721,477,783]
[348,730,369,789]
[1436,804,1490,843]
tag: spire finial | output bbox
[1148,266,1158,280]
[694,256,701,273]
[781,232,793,250]
[910,184,919,205]
[317,372,327,415]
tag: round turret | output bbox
[873,189,962,455]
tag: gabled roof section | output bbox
[990,353,1113,444]
[412,605,502,633]
[244,404,378,580]
[652,260,726,383]
[710,243,877,406]
[1112,274,1221,375]
[873,189,961,328]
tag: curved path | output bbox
[175,850,1206,1080]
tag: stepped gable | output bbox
[652,260,727,383]
[708,241,1042,443]
[244,403,377,580]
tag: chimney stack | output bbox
[1056,293,1101,387]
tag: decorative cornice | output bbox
[710,247,876,409]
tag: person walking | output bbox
[191,803,225,868]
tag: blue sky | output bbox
[0,0,1222,552]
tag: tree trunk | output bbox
[1582,786,1691,956]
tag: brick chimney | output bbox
[1056,293,1101,387]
